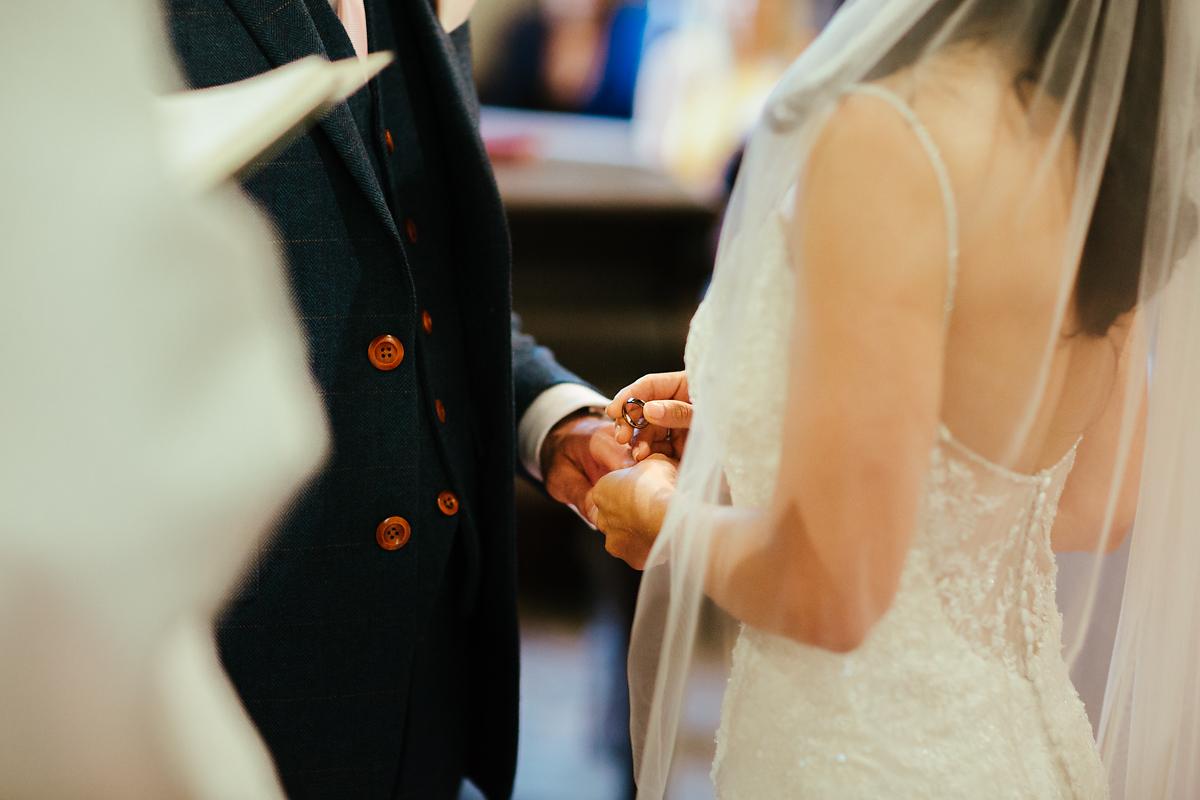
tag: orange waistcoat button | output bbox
[367,334,404,371]
[437,491,460,517]
[376,516,411,551]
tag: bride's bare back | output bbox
[809,53,1145,553]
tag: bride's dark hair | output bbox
[876,0,1171,337]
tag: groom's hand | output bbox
[541,410,636,515]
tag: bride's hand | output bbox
[585,454,678,570]
[607,371,692,462]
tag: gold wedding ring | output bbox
[622,397,650,429]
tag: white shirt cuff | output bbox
[518,383,611,482]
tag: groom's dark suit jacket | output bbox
[165,1,583,797]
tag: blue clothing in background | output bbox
[481,1,648,118]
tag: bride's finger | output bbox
[634,440,676,461]
[644,400,693,429]
[582,488,599,527]
[606,372,690,419]
[628,424,670,456]
[632,423,670,443]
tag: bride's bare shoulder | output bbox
[799,83,961,256]
[794,89,954,308]
[806,67,1002,198]
[810,64,1069,231]
[804,87,948,197]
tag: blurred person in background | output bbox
[481,0,649,117]
[588,0,1200,797]
[632,0,817,192]
[1,0,327,797]
[163,1,633,798]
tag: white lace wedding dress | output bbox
[684,85,1108,799]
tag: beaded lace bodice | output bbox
[686,85,1107,798]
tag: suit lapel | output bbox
[403,2,510,272]
[223,0,400,242]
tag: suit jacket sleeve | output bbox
[511,312,596,423]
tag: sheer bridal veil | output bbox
[629,0,1200,797]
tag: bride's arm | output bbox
[703,98,952,651]
[592,98,954,651]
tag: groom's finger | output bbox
[546,467,592,513]
[589,428,636,477]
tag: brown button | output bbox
[434,399,447,423]
[384,128,396,154]
[437,490,459,517]
[368,334,404,371]
[421,310,433,335]
[405,218,419,244]
[376,516,411,551]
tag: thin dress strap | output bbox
[844,83,960,325]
